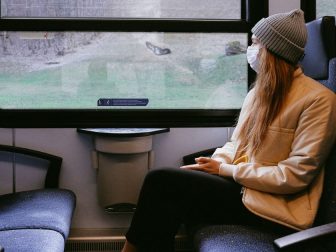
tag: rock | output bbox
[225,41,246,56]
[146,41,171,55]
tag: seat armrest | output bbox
[0,144,62,188]
[183,147,219,165]
[273,222,336,250]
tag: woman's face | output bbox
[251,34,262,48]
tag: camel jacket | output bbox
[212,68,336,230]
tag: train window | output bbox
[0,0,267,127]
[0,31,246,110]
[316,0,336,17]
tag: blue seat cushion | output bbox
[0,229,65,252]
[0,189,76,238]
[194,225,282,252]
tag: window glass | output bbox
[316,0,336,17]
[1,0,241,19]
[0,31,247,109]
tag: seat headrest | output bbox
[300,18,328,79]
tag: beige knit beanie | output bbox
[251,9,307,64]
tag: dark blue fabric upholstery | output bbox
[195,225,280,252]
[0,229,65,252]
[311,142,336,251]
[300,16,336,92]
[300,18,329,80]
[0,189,76,238]
[323,58,336,92]
[315,133,336,226]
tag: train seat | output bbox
[186,16,336,252]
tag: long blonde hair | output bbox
[237,48,296,156]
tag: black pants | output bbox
[126,167,292,252]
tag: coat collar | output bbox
[294,67,304,78]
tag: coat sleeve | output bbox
[210,90,255,166]
[211,141,236,164]
[220,90,336,194]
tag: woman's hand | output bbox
[180,157,220,175]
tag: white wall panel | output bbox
[0,128,14,194]
[1,127,229,228]
[153,128,228,168]
[269,0,300,15]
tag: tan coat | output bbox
[212,68,336,230]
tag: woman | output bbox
[122,9,336,252]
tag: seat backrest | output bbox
[314,141,336,226]
[0,144,62,189]
[300,16,336,227]
[300,16,336,91]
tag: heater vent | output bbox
[66,240,124,252]
[65,229,192,252]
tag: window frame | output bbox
[301,0,316,21]
[0,0,268,128]
[302,0,336,21]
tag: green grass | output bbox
[0,53,247,110]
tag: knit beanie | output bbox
[251,9,307,64]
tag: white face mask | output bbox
[246,45,261,73]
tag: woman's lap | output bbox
[125,167,251,251]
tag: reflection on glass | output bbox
[316,0,336,17]
[1,0,240,19]
[0,32,247,109]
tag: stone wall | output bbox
[1,0,116,18]
[0,0,103,57]
[1,0,239,18]
[0,31,99,58]
[1,0,156,18]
